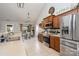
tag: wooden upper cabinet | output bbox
[53,16,60,29]
[42,18,48,28]
[39,8,79,29]
[43,18,48,23]
[44,15,54,23]
[39,21,44,29]
[45,18,49,23]
[47,16,53,22]
[42,15,60,29]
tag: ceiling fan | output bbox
[17,3,24,8]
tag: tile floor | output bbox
[0,40,26,56]
[0,37,59,56]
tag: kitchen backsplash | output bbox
[45,29,60,35]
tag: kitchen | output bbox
[0,3,79,56]
[38,3,79,56]
[0,1,79,59]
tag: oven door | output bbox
[61,14,73,39]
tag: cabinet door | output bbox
[43,18,48,24]
[38,34,40,42]
[54,37,60,52]
[41,34,44,43]
[42,18,48,28]
[42,21,44,28]
[43,20,47,28]
[48,16,53,22]
[41,21,44,29]
[38,34,44,43]
[53,16,60,29]
[40,34,44,43]
[49,36,55,48]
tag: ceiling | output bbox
[0,3,46,24]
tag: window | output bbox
[6,25,13,33]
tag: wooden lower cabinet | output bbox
[38,34,44,43]
[49,35,60,52]
[49,36,54,49]
[54,37,60,52]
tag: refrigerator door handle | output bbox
[70,15,73,38]
[73,14,76,40]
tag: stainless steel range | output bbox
[60,13,79,56]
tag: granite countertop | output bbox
[39,32,60,37]
[49,33,60,37]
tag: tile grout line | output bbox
[23,42,29,56]
[20,38,29,56]
[24,46,29,56]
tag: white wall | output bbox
[35,3,77,36]
[0,20,20,33]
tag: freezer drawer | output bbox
[60,45,77,56]
[60,38,78,56]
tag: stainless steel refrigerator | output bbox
[60,13,79,56]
